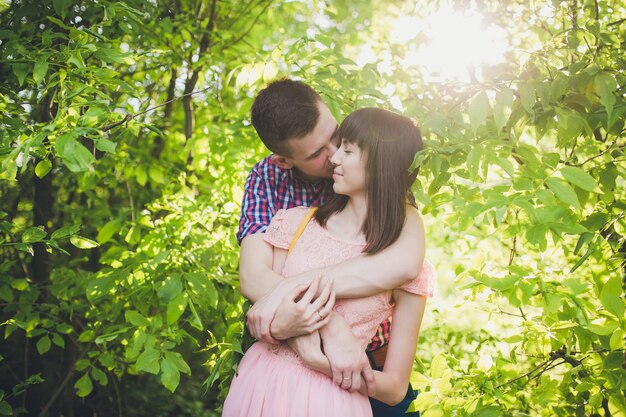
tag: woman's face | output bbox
[330,139,367,197]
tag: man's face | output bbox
[284,101,340,181]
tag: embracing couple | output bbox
[222,79,435,416]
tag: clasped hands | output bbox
[246,275,375,395]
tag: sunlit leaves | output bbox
[468,91,491,134]
[54,134,95,172]
[70,236,99,249]
[545,178,581,210]
[594,71,617,126]
[494,87,514,132]
[97,220,121,244]
[600,276,625,319]
[22,227,47,243]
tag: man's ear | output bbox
[271,154,294,170]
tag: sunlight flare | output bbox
[394,6,509,82]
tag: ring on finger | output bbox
[317,311,324,320]
[342,377,351,380]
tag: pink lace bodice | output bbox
[264,207,436,356]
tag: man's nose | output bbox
[328,141,338,156]
[327,144,339,162]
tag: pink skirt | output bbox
[222,342,372,417]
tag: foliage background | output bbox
[0,0,624,416]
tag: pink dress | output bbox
[222,207,436,417]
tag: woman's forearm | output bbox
[358,370,407,406]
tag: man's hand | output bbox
[287,332,328,373]
[320,314,376,396]
[270,275,336,340]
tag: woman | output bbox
[222,108,435,416]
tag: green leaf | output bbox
[518,82,536,114]
[187,299,203,330]
[474,406,501,417]
[55,134,95,172]
[36,335,51,354]
[0,286,13,303]
[545,178,581,209]
[413,392,437,413]
[10,279,29,291]
[95,138,117,154]
[78,330,95,342]
[125,311,150,327]
[91,367,108,386]
[124,225,141,245]
[52,0,71,19]
[94,48,134,65]
[51,333,65,348]
[602,352,623,369]
[0,400,12,415]
[70,236,99,249]
[35,159,52,178]
[495,157,514,177]
[468,91,490,134]
[586,322,618,335]
[33,61,48,85]
[466,146,481,180]
[235,64,250,91]
[75,359,91,372]
[526,225,547,250]
[610,329,624,351]
[51,224,80,240]
[263,62,279,82]
[247,62,265,86]
[97,220,121,244]
[74,373,93,397]
[148,165,165,184]
[166,292,188,325]
[594,72,617,121]
[430,354,448,378]
[476,274,520,291]
[504,334,523,343]
[560,166,599,192]
[135,165,148,186]
[46,16,72,30]
[56,323,73,334]
[136,348,160,374]
[494,88,514,132]
[12,63,28,86]
[160,356,180,392]
[22,227,47,243]
[600,276,625,318]
[158,275,182,302]
[164,351,191,375]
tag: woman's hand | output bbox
[268,275,335,340]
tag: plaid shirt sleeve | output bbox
[366,318,392,352]
[236,165,275,244]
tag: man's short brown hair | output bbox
[251,79,322,156]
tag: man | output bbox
[237,78,425,414]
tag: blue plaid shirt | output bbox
[237,156,333,243]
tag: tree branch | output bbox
[37,363,76,417]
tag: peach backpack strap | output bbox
[287,207,317,255]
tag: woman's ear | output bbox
[271,154,294,170]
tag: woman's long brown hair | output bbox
[315,108,423,254]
